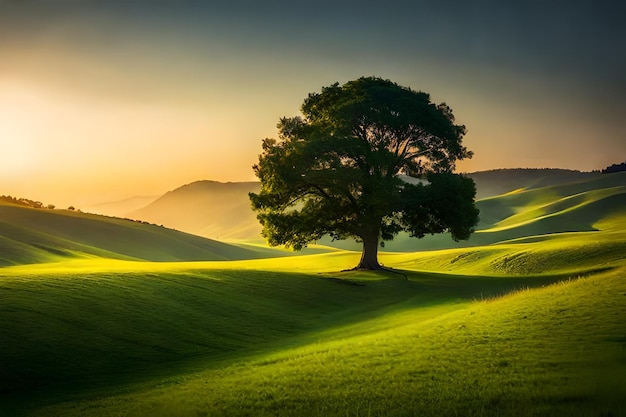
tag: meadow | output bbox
[1,171,625,416]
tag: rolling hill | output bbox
[0,200,271,266]
[126,170,626,252]
[129,180,262,242]
[467,168,599,199]
[382,170,626,252]
[1,170,625,416]
[2,233,625,416]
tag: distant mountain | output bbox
[82,195,160,217]
[129,181,262,242]
[0,200,269,266]
[129,169,611,247]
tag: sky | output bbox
[1,0,625,207]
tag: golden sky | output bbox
[1,1,624,207]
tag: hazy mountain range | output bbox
[129,181,261,242]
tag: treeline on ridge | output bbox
[602,161,626,173]
[0,195,56,209]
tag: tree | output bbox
[249,77,479,270]
[602,161,626,173]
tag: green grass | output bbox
[371,171,626,252]
[2,229,625,416]
[1,172,625,416]
[388,230,626,276]
[4,263,623,417]
[0,202,297,266]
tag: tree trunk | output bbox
[356,231,381,270]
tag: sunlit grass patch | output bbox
[385,227,626,276]
[0,201,278,266]
[2,249,603,416]
[487,186,624,231]
[30,267,626,417]
[3,177,625,417]
[594,211,626,231]
[0,250,362,276]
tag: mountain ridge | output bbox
[129,180,262,242]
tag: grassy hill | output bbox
[319,171,626,252]
[0,201,271,266]
[467,168,599,199]
[125,170,623,252]
[1,231,625,416]
[1,169,624,416]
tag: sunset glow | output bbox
[1,2,624,207]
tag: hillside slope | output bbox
[82,195,159,217]
[322,171,626,251]
[391,171,626,251]
[129,180,262,241]
[467,168,599,199]
[2,231,624,416]
[0,201,264,266]
[129,170,612,246]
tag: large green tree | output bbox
[250,77,479,269]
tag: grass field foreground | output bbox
[1,173,625,416]
[1,229,625,416]
[21,265,626,417]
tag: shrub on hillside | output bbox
[602,162,626,173]
[0,195,45,209]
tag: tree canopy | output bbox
[250,77,479,269]
[602,161,626,173]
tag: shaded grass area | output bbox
[19,267,626,417]
[0,202,279,266]
[2,177,625,416]
[0,261,587,416]
[1,269,372,394]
